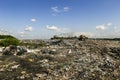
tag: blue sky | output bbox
[0,0,120,39]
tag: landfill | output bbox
[0,39,120,80]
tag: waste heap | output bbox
[0,39,120,80]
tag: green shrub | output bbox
[0,35,15,39]
[0,38,20,47]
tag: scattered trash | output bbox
[0,39,120,80]
[2,45,27,55]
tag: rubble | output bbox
[2,45,27,55]
[0,39,120,80]
[78,35,88,41]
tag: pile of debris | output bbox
[2,45,27,55]
[78,35,88,41]
[0,40,120,80]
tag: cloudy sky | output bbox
[0,0,120,39]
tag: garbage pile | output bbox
[0,39,120,80]
[2,45,27,55]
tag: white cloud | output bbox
[107,22,112,26]
[96,25,106,30]
[30,19,36,22]
[114,27,120,35]
[25,26,33,32]
[96,23,113,30]
[63,7,70,12]
[51,6,60,13]
[95,23,120,38]
[45,25,70,33]
[0,29,10,35]
[18,31,25,37]
[19,31,25,35]
[46,25,60,31]
[51,6,70,16]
